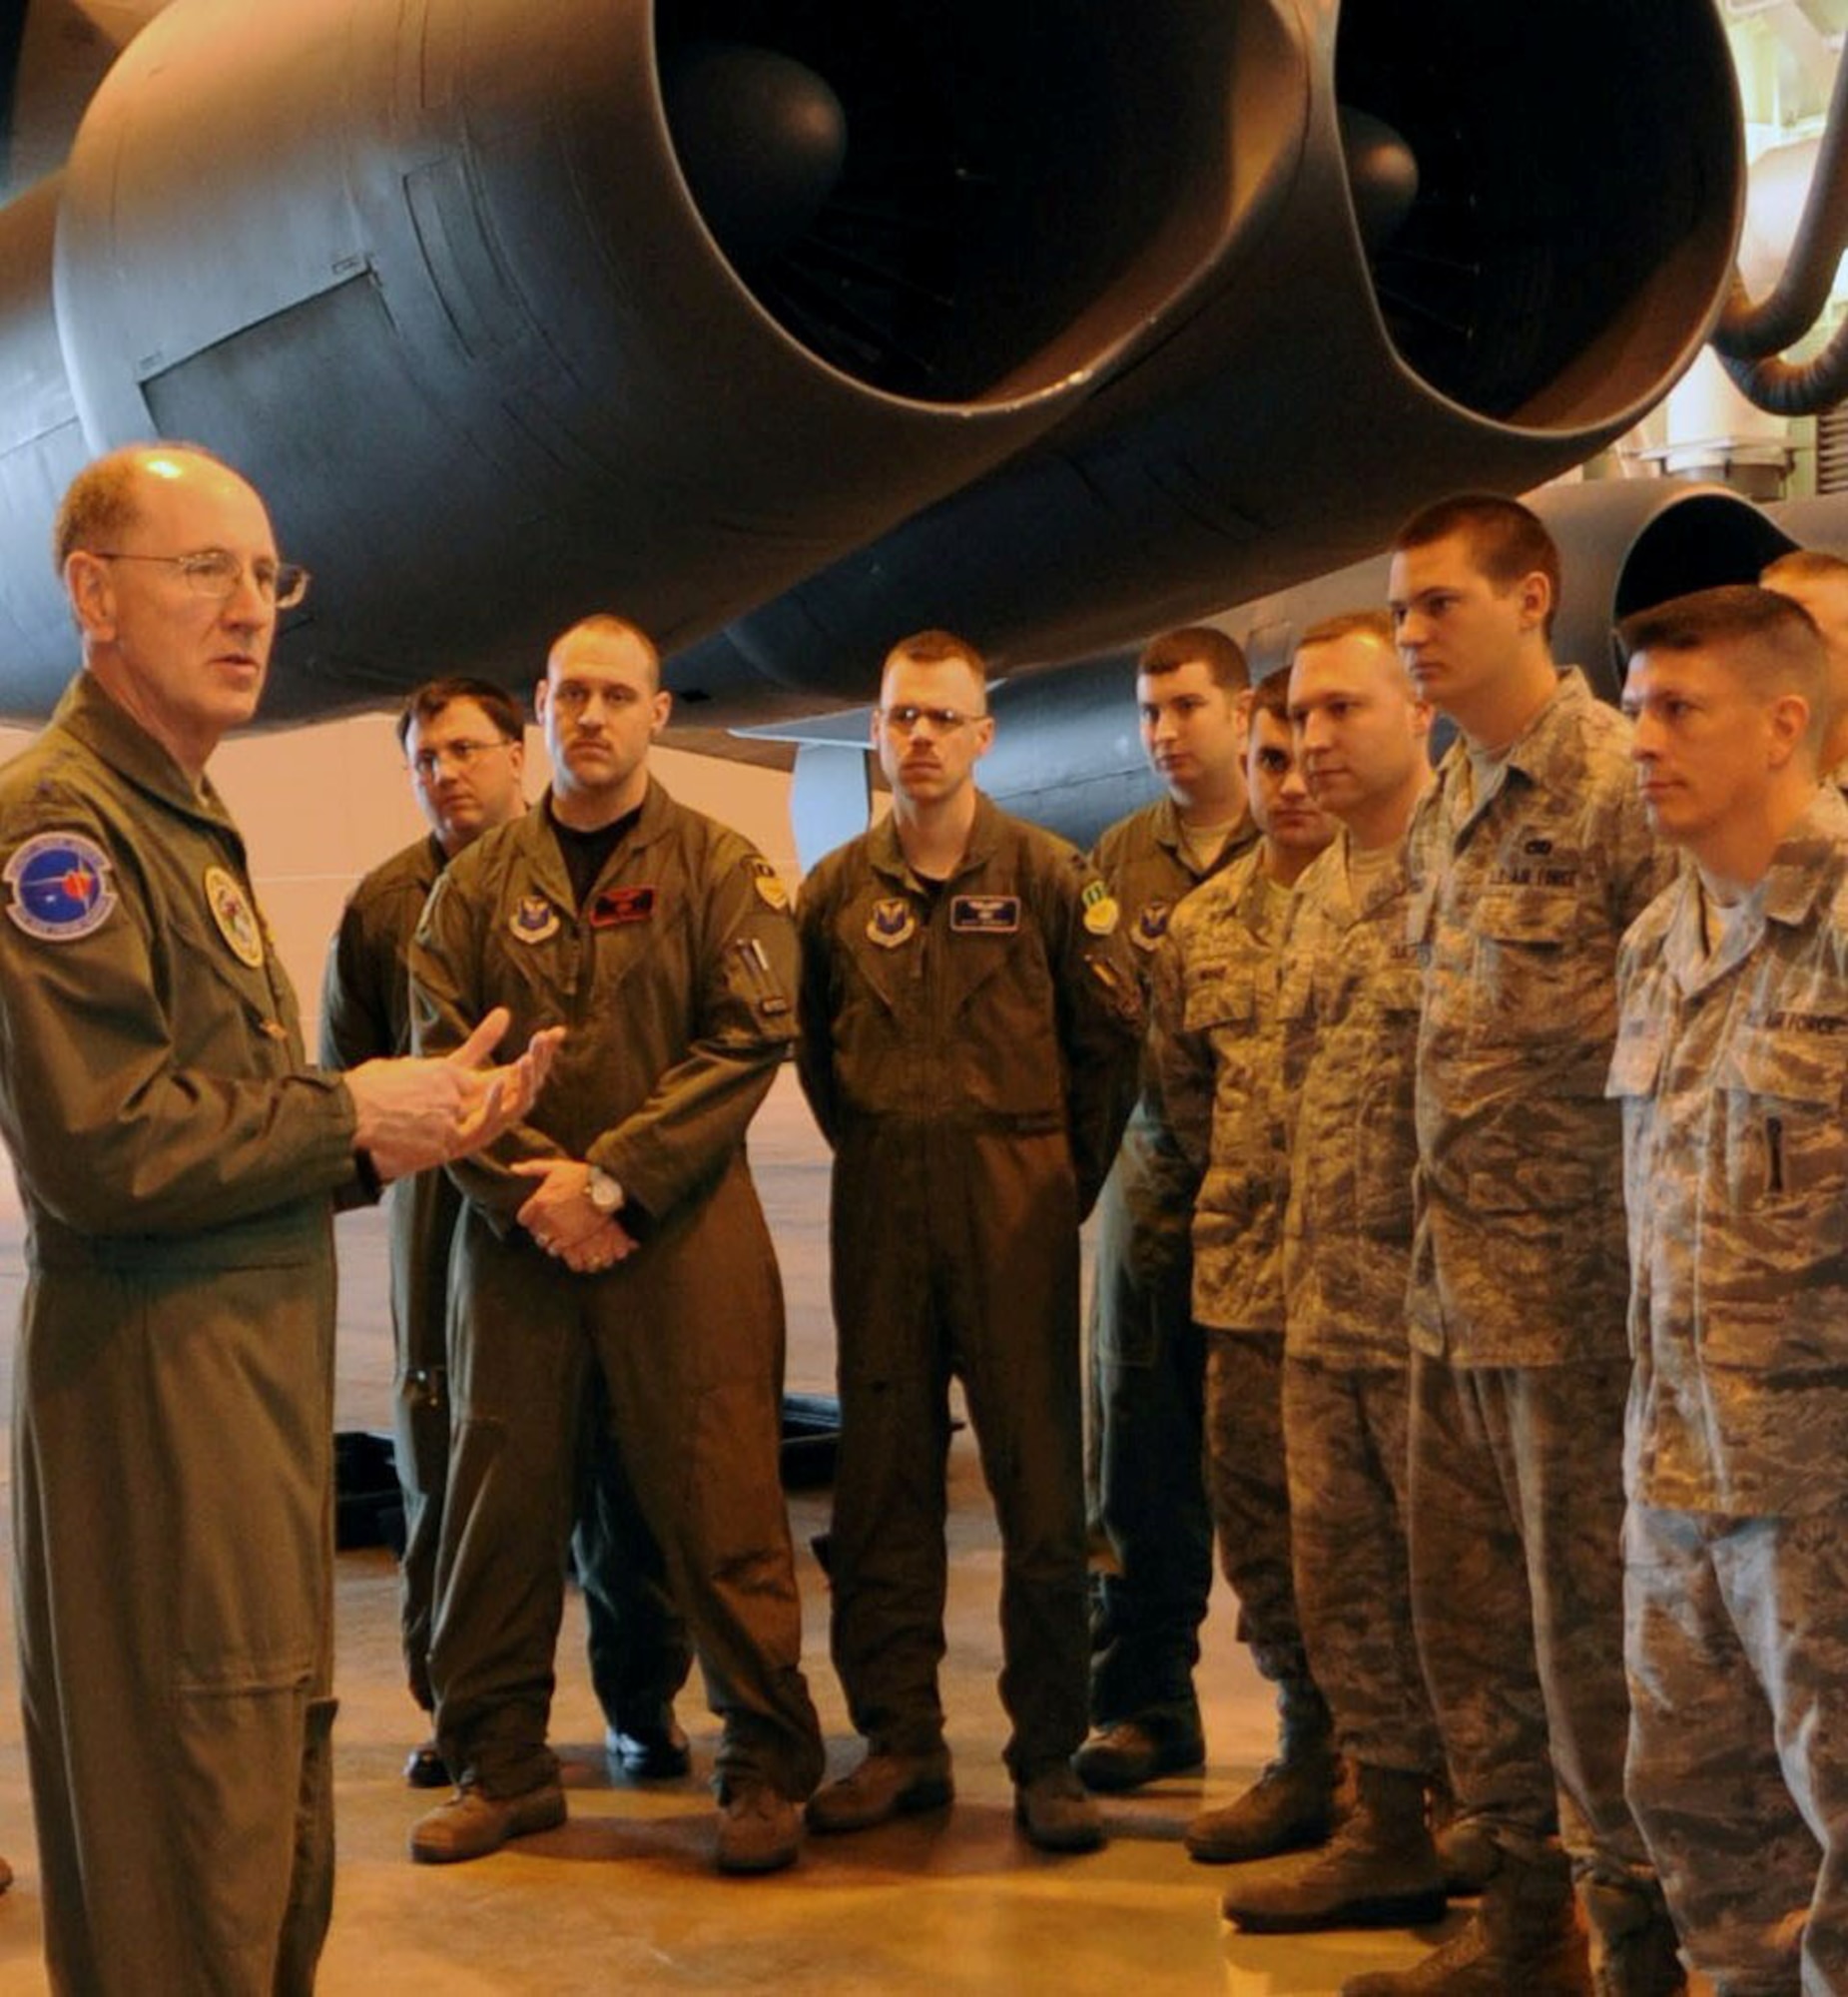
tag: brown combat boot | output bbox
[1581,1878,1686,1997]
[1219,1762,1447,1933]
[1339,1845,1592,1996]
[1186,1692,1340,1864]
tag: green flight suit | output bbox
[321,835,690,1730]
[1085,796,1255,1734]
[796,796,1143,1777]
[0,674,362,1996]
[410,783,823,1802]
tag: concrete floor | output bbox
[0,1071,1470,1995]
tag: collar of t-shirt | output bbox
[547,798,644,910]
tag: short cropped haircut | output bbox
[1762,547,1848,588]
[1137,624,1249,691]
[547,612,662,690]
[1619,584,1829,745]
[54,440,242,572]
[1295,608,1396,655]
[395,677,526,751]
[1249,666,1293,725]
[886,627,989,681]
[1393,492,1561,639]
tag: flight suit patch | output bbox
[750,859,790,911]
[950,895,1019,935]
[1132,899,1172,952]
[1081,879,1121,937]
[4,832,116,942]
[590,886,655,927]
[510,896,560,945]
[867,898,916,949]
[204,865,265,969]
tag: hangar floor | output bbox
[0,1072,1692,1995]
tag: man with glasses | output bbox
[322,678,690,1792]
[0,442,557,1994]
[409,613,824,1874]
[797,629,1143,1853]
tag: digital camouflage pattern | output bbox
[1610,784,1848,1518]
[1408,1350,1645,1881]
[1279,829,1424,1366]
[1283,1356,1440,1776]
[1625,1500,1848,1995]
[1204,1330,1314,1693]
[1152,845,1294,1334]
[1613,787,1848,1993]
[1405,668,1669,1365]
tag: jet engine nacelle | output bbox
[0,0,1303,716]
[672,0,1747,724]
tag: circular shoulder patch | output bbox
[4,832,117,942]
[1082,894,1121,937]
[204,865,266,969]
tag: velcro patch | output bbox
[4,832,116,942]
[950,894,1019,935]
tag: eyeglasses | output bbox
[410,738,515,779]
[880,705,988,735]
[91,547,310,610]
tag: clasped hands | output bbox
[345,1006,565,1182]
[511,1159,636,1275]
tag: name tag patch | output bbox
[590,886,655,927]
[4,832,116,942]
[951,895,1019,935]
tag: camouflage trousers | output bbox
[1283,1355,1441,1777]
[1205,1328,1313,1692]
[1408,1352,1647,1881]
[1625,1501,1848,1996]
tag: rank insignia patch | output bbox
[510,896,560,945]
[590,886,655,927]
[950,894,1019,935]
[750,859,790,911]
[867,897,916,949]
[1132,899,1172,951]
[205,865,265,968]
[4,832,116,942]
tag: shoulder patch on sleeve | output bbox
[1080,876,1120,936]
[749,856,791,911]
[4,831,118,942]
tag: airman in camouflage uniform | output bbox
[1611,586,1848,1997]
[1761,547,1848,791]
[1151,672,1339,1867]
[1211,613,1447,1936]
[1345,497,1678,1997]
[1077,625,1257,1795]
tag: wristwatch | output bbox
[586,1165,624,1214]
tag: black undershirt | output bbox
[547,798,643,909]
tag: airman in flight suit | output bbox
[0,443,554,1997]
[798,629,1143,1854]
